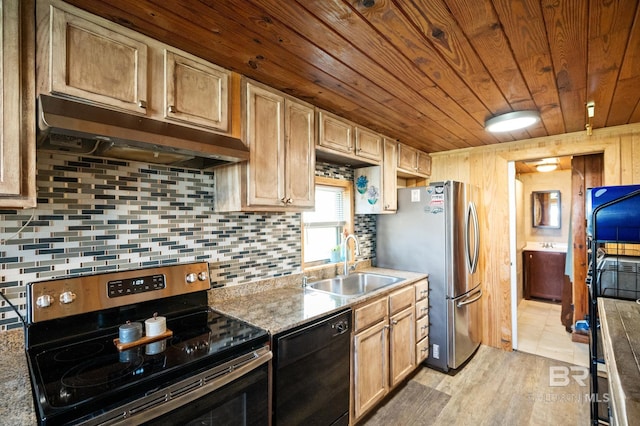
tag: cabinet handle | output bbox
[280,197,293,205]
[287,198,293,204]
[168,105,176,113]
[391,319,398,325]
[420,289,428,297]
[138,100,147,109]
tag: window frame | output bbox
[301,176,354,269]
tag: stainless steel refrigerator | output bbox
[376,181,482,372]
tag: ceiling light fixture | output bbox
[535,158,559,173]
[484,111,540,133]
[536,163,558,172]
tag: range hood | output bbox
[37,95,249,169]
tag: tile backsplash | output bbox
[0,153,374,331]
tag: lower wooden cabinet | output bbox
[352,285,416,421]
[414,279,430,364]
[523,250,566,301]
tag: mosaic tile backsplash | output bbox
[0,154,374,331]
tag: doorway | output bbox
[509,153,603,366]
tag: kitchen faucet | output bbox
[342,233,361,276]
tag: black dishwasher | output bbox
[273,308,352,426]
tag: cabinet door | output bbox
[397,143,417,173]
[0,0,35,206]
[164,50,229,131]
[50,6,148,114]
[416,151,432,176]
[317,111,353,154]
[246,83,285,207]
[382,139,397,212]
[355,127,382,162]
[285,100,315,208]
[0,0,21,196]
[524,251,566,301]
[389,306,416,387]
[353,321,388,420]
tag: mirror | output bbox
[532,190,561,228]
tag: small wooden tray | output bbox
[114,329,173,351]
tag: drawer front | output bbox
[415,298,429,320]
[389,286,414,315]
[354,297,388,332]
[416,337,429,364]
[416,314,429,341]
[415,279,429,301]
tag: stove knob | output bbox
[185,344,195,355]
[36,295,53,308]
[198,271,208,281]
[186,273,197,284]
[59,291,76,304]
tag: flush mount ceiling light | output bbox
[535,158,559,173]
[484,111,540,133]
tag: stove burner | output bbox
[53,342,105,363]
[61,353,144,389]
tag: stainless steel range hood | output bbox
[37,95,249,169]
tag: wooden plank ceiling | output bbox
[65,0,640,154]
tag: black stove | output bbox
[25,263,270,425]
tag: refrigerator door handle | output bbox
[465,201,480,274]
[470,201,480,273]
[456,289,483,308]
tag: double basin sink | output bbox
[305,272,403,298]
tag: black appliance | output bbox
[273,308,352,426]
[25,262,271,425]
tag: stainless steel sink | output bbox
[306,272,403,297]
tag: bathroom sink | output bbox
[306,273,403,297]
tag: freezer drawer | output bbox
[448,287,482,369]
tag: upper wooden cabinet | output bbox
[355,127,383,162]
[215,80,315,212]
[317,110,382,164]
[382,139,398,212]
[397,143,432,177]
[354,138,398,214]
[48,5,148,114]
[0,0,36,208]
[38,0,235,134]
[163,50,229,131]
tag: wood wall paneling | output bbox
[430,124,640,350]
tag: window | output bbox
[302,177,353,267]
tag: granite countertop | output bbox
[0,328,37,425]
[0,266,425,423]
[598,298,640,425]
[208,267,427,335]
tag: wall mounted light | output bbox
[586,101,595,136]
[485,111,540,133]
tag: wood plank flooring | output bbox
[362,345,590,425]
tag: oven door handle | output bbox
[105,347,272,425]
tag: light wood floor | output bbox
[362,345,590,425]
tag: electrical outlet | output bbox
[432,343,440,359]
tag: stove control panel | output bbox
[28,262,211,323]
[107,274,166,298]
